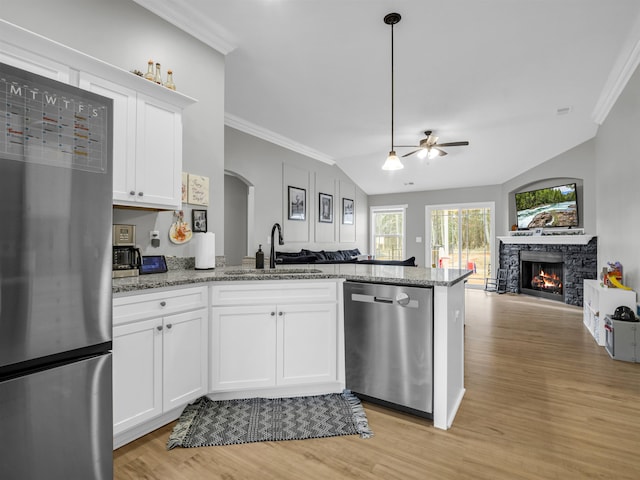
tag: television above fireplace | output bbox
[515,183,578,229]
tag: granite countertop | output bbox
[112,264,473,294]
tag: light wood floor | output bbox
[114,290,640,479]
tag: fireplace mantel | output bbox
[498,234,596,245]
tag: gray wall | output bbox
[369,185,504,268]
[225,127,368,256]
[224,174,248,266]
[4,0,225,257]
[595,64,640,290]
[501,139,596,234]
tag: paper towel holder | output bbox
[194,232,216,270]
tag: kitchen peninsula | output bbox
[112,264,471,447]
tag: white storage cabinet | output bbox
[210,280,344,399]
[112,286,208,447]
[79,73,185,209]
[583,279,636,346]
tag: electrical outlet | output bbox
[150,230,160,248]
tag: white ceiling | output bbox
[134,0,640,195]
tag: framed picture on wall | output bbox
[319,193,333,223]
[288,186,306,221]
[192,209,208,233]
[342,198,354,225]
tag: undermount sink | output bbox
[223,268,322,275]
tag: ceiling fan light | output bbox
[427,148,440,160]
[417,148,428,160]
[382,151,404,170]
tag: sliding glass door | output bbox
[426,203,494,287]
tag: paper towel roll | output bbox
[195,232,216,270]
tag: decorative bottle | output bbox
[143,60,155,81]
[154,63,162,85]
[165,70,176,90]
[255,245,264,269]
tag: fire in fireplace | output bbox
[520,251,565,301]
[531,269,563,293]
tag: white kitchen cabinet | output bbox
[112,286,208,447]
[113,317,162,435]
[79,73,184,209]
[162,309,209,410]
[211,305,278,390]
[1,21,195,210]
[278,302,337,386]
[583,279,636,346]
[210,280,342,398]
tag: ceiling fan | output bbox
[397,131,469,159]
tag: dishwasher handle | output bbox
[374,296,393,304]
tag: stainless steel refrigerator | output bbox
[0,62,113,479]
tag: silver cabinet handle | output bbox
[166,323,172,329]
[156,325,163,331]
[129,190,135,195]
[278,311,283,316]
[270,311,275,316]
[138,191,144,196]
[160,301,166,307]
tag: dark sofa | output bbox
[275,248,417,267]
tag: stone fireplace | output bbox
[498,236,597,306]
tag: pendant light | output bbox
[382,12,403,171]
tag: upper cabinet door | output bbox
[134,93,183,209]
[79,73,137,204]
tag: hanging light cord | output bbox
[384,13,401,154]
[390,20,395,151]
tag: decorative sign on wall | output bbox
[188,173,209,206]
[181,172,188,202]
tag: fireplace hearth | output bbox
[520,251,564,301]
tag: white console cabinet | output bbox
[112,286,208,448]
[583,279,636,346]
[210,280,343,399]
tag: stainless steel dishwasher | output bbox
[343,281,433,417]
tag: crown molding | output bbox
[132,0,236,55]
[592,13,640,124]
[225,113,336,165]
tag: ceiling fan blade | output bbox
[434,141,469,147]
[395,145,419,148]
[401,149,421,157]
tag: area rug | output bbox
[167,391,373,449]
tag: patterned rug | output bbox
[167,391,372,449]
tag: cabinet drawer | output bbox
[114,286,208,325]
[211,280,337,306]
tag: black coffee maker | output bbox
[112,224,141,278]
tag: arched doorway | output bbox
[224,171,254,267]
